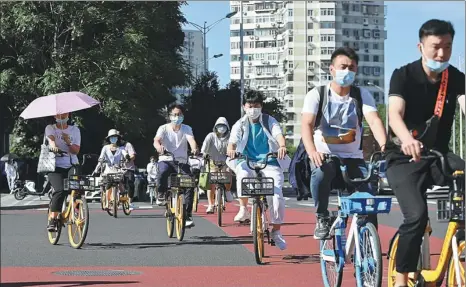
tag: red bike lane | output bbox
[1,203,446,287]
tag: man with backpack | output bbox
[301,47,387,240]
[227,90,291,250]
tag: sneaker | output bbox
[129,203,135,211]
[314,216,331,240]
[234,207,251,222]
[47,218,57,232]
[272,230,287,250]
[225,191,234,202]
[186,216,195,228]
[206,205,214,214]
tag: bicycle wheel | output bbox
[47,206,62,245]
[67,196,89,249]
[166,197,174,238]
[320,232,343,287]
[252,200,264,264]
[14,189,27,200]
[122,200,131,216]
[150,187,154,206]
[192,187,199,213]
[175,194,186,241]
[100,189,105,211]
[447,240,465,286]
[216,187,223,227]
[355,222,382,287]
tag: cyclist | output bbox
[226,90,290,250]
[46,112,81,232]
[201,117,234,214]
[146,156,158,198]
[153,104,199,228]
[94,129,134,209]
[385,19,465,287]
[301,47,387,240]
[118,133,137,210]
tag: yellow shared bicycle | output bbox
[387,150,465,287]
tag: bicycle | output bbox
[230,152,277,265]
[204,154,232,227]
[162,151,198,241]
[319,151,392,287]
[47,152,95,249]
[387,149,465,287]
[98,159,132,218]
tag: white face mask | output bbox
[216,126,227,134]
[246,107,262,120]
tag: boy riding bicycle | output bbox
[226,90,290,251]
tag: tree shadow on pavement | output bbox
[262,254,321,265]
[2,281,139,287]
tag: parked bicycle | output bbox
[162,151,198,242]
[13,175,53,201]
[319,151,392,287]
[47,152,94,249]
[387,149,465,287]
[204,154,232,227]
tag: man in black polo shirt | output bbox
[386,19,465,286]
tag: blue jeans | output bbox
[157,161,194,215]
[310,158,375,220]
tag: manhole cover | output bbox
[54,270,141,276]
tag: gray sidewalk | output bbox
[0,193,49,210]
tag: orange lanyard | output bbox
[433,69,449,118]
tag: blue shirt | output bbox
[242,122,279,167]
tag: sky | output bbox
[181,1,465,90]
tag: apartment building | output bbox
[229,1,387,145]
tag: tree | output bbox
[0,2,189,162]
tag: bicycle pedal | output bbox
[270,239,275,246]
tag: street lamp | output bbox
[193,54,223,79]
[367,82,389,132]
[186,12,237,73]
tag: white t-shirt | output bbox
[301,84,377,158]
[146,162,158,180]
[155,124,194,163]
[45,124,81,168]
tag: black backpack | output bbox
[314,85,364,150]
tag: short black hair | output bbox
[168,104,186,114]
[419,19,455,41]
[330,47,359,65]
[242,90,265,105]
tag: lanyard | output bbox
[433,69,449,118]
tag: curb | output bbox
[0,203,49,211]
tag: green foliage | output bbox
[449,106,466,157]
[0,2,189,163]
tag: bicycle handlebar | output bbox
[325,151,383,185]
[417,149,458,180]
[230,152,279,171]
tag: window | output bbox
[285,126,294,135]
[308,48,314,55]
[364,42,369,49]
[373,92,380,102]
[287,22,293,30]
[287,74,294,81]
[307,23,314,29]
[373,80,380,86]
[230,30,240,37]
[353,29,360,37]
[320,22,335,29]
[321,47,334,55]
[308,35,314,42]
[363,55,369,62]
[373,43,379,49]
[307,9,313,16]
[288,9,293,16]
[343,42,349,47]
[288,48,293,55]
[363,66,371,75]
[320,8,335,16]
[373,67,381,76]
[231,55,240,61]
[286,113,296,121]
[321,34,335,42]
[343,17,348,23]
[363,29,371,38]
[373,55,380,62]
[231,67,240,74]
[373,30,381,38]
[289,36,293,42]
[343,29,350,37]
[288,61,294,69]
[230,42,239,49]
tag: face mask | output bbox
[170,115,184,125]
[216,126,227,134]
[421,45,449,73]
[246,108,262,120]
[109,136,118,144]
[333,69,356,87]
[56,117,69,124]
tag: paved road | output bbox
[1,196,448,287]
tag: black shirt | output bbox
[388,58,465,153]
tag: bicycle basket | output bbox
[241,177,274,196]
[169,174,196,188]
[102,172,124,185]
[339,192,392,215]
[436,199,451,222]
[208,172,232,185]
[64,175,95,191]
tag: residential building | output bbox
[229,1,387,145]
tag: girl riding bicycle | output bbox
[201,117,234,213]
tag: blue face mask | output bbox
[56,117,69,125]
[170,115,184,125]
[109,136,118,144]
[422,45,450,73]
[333,69,356,87]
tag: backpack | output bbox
[314,85,364,150]
[240,113,272,137]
